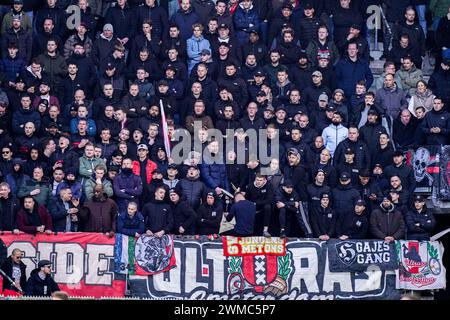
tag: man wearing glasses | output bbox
[1,248,27,293]
[24,259,60,296]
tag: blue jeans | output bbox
[168,0,179,19]
[415,5,427,38]
[432,16,441,31]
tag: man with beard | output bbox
[359,108,388,161]
[56,167,83,201]
[169,188,196,235]
[80,184,118,234]
[405,195,436,241]
[321,111,348,158]
[16,196,52,235]
[283,148,308,200]
[66,43,96,97]
[370,196,405,242]
[143,187,173,238]
[1,15,32,63]
[32,18,62,57]
[113,158,143,213]
[36,39,67,100]
[384,150,416,194]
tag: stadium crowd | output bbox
[0,0,449,248]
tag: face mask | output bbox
[122,168,132,175]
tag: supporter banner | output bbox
[222,237,286,256]
[0,232,125,297]
[439,145,450,200]
[327,240,398,272]
[406,146,440,195]
[114,234,176,276]
[396,240,446,290]
[128,238,401,300]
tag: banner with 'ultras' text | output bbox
[0,232,125,297]
[128,238,402,300]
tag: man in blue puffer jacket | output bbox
[233,0,260,45]
[199,140,230,194]
[170,0,200,41]
[335,42,373,99]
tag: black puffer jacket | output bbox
[332,183,360,218]
[405,206,436,241]
[333,138,371,170]
[177,177,207,210]
[142,199,173,233]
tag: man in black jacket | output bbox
[336,199,369,240]
[246,174,273,237]
[1,248,27,293]
[169,188,196,235]
[25,259,60,296]
[332,171,361,220]
[0,182,20,233]
[421,97,450,146]
[196,192,223,235]
[143,186,173,237]
[384,150,416,194]
[333,126,371,170]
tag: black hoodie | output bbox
[24,269,60,296]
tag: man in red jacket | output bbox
[16,196,53,234]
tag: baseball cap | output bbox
[312,71,322,77]
[218,42,229,48]
[344,148,354,155]
[317,52,331,60]
[350,23,362,30]
[340,172,350,181]
[256,91,266,97]
[105,62,115,70]
[414,195,425,202]
[318,94,328,103]
[275,105,286,113]
[320,192,330,199]
[326,105,336,112]
[282,179,294,187]
[368,108,379,116]
[265,105,275,112]
[168,163,178,170]
[38,260,52,269]
[201,49,211,55]
[359,168,371,178]
[254,70,266,77]
[218,23,229,29]
[442,58,450,66]
[287,148,299,157]
[137,144,148,151]
[13,0,23,4]
[249,28,259,35]
[282,4,292,10]
[304,3,314,10]
[158,79,169,87]
[355,199,366,207]
[393,150,404,158]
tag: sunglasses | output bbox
[2,151,10,154]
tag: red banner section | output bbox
[0,232,125,297]
[222,236,286,256]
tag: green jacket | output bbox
[36,52,67,89]
[84,177,113,201]
[1,11,32,34]
[79,156,105,182]
[17,179,51,206]
[430,0,450,18]
[396,66,423,96]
